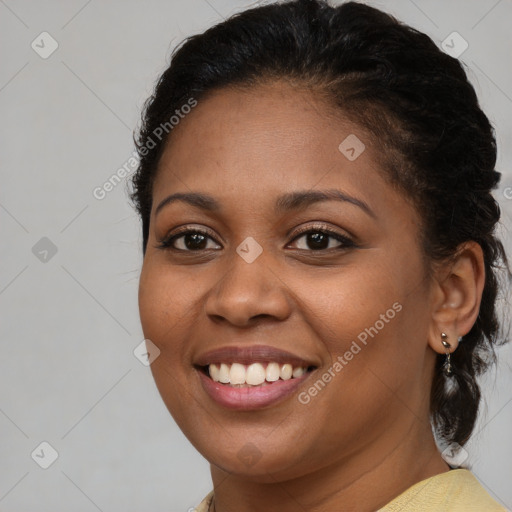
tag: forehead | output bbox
[150,82,431,246]
[149,82,422,246]
[154,81,382,196]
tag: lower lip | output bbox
[197,369,312,410]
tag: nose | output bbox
[204,250,292,327]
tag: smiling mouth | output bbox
[198,362,317,387]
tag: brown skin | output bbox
[138,80,485,512]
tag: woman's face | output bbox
[138,81,437,481]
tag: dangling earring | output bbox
[441,332,452,376]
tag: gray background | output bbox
[1,0,511,510]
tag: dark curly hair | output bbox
[129,0,510,450]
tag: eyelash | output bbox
[155,224,355,253]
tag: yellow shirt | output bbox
[193,469,508,511]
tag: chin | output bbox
[209,452,307,482]
[192,432,317,482]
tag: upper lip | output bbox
[194,344,319,368]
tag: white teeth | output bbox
[218,363,231,383]
[292,366,305,378]
[209,363,220,381]
[230,363,246,384]
[266,362,280,382]
[207,361,309,385]
[280,363,293,380]
[246,363,266,385]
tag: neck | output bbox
[209,423,450,512]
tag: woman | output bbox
[130,0,510,510]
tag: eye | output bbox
[155,224,355,253]
[288,225,355,251]
[156,228,221,252]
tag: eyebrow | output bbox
[155,189,375,218]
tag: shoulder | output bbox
[193,490,214,512]
[378,469,508,512]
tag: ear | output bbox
[427,241,485,354]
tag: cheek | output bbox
[138,261,195,342]
[294,260,428,400]
[137,262,200,421]
[298,266,403,350]
[137,262,197,399]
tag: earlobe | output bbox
[427,241,485,356]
